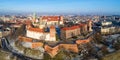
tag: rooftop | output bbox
[62,25,79,31]
[42,16,62,21]
[27,27,44,33]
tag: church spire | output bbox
[33,12,36,23]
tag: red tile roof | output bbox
[28,27,44,33]
[42,16,61,21]
[62,25,80,31]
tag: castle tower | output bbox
[50,26,56,41]
[88,20,93,32]
[59,16,64,25]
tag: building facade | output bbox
[26,26,56,41]
[61,25,80,40]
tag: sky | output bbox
[0,0,120,14]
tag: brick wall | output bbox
[76,38,91,45]
[31,42,43,48]
[44,45,60,58]
[59,44,79,53]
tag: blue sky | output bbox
[0,0,120,14]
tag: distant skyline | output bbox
[0,0,120,15]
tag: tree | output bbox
[44,49,73,60]
[92,32,103,44]
[11,24,26,39]
[113,36,120,50]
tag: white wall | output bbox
[21,42,32,48]
[102,22,112,26]
[26,30,52,41]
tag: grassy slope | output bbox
[102,50,120,60]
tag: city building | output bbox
[98,20,120,34]
[32,14,64,27]
[101,27,116,34]
[61,21,91,40]
[40,16,64,26]
[101,21,112,26]
[79,23,88,33]
[25,15,64,41]
[61,25,80,40]
[26,25,56,41]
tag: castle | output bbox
[26,13,64,41]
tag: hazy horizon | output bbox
[0,0,120,15]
